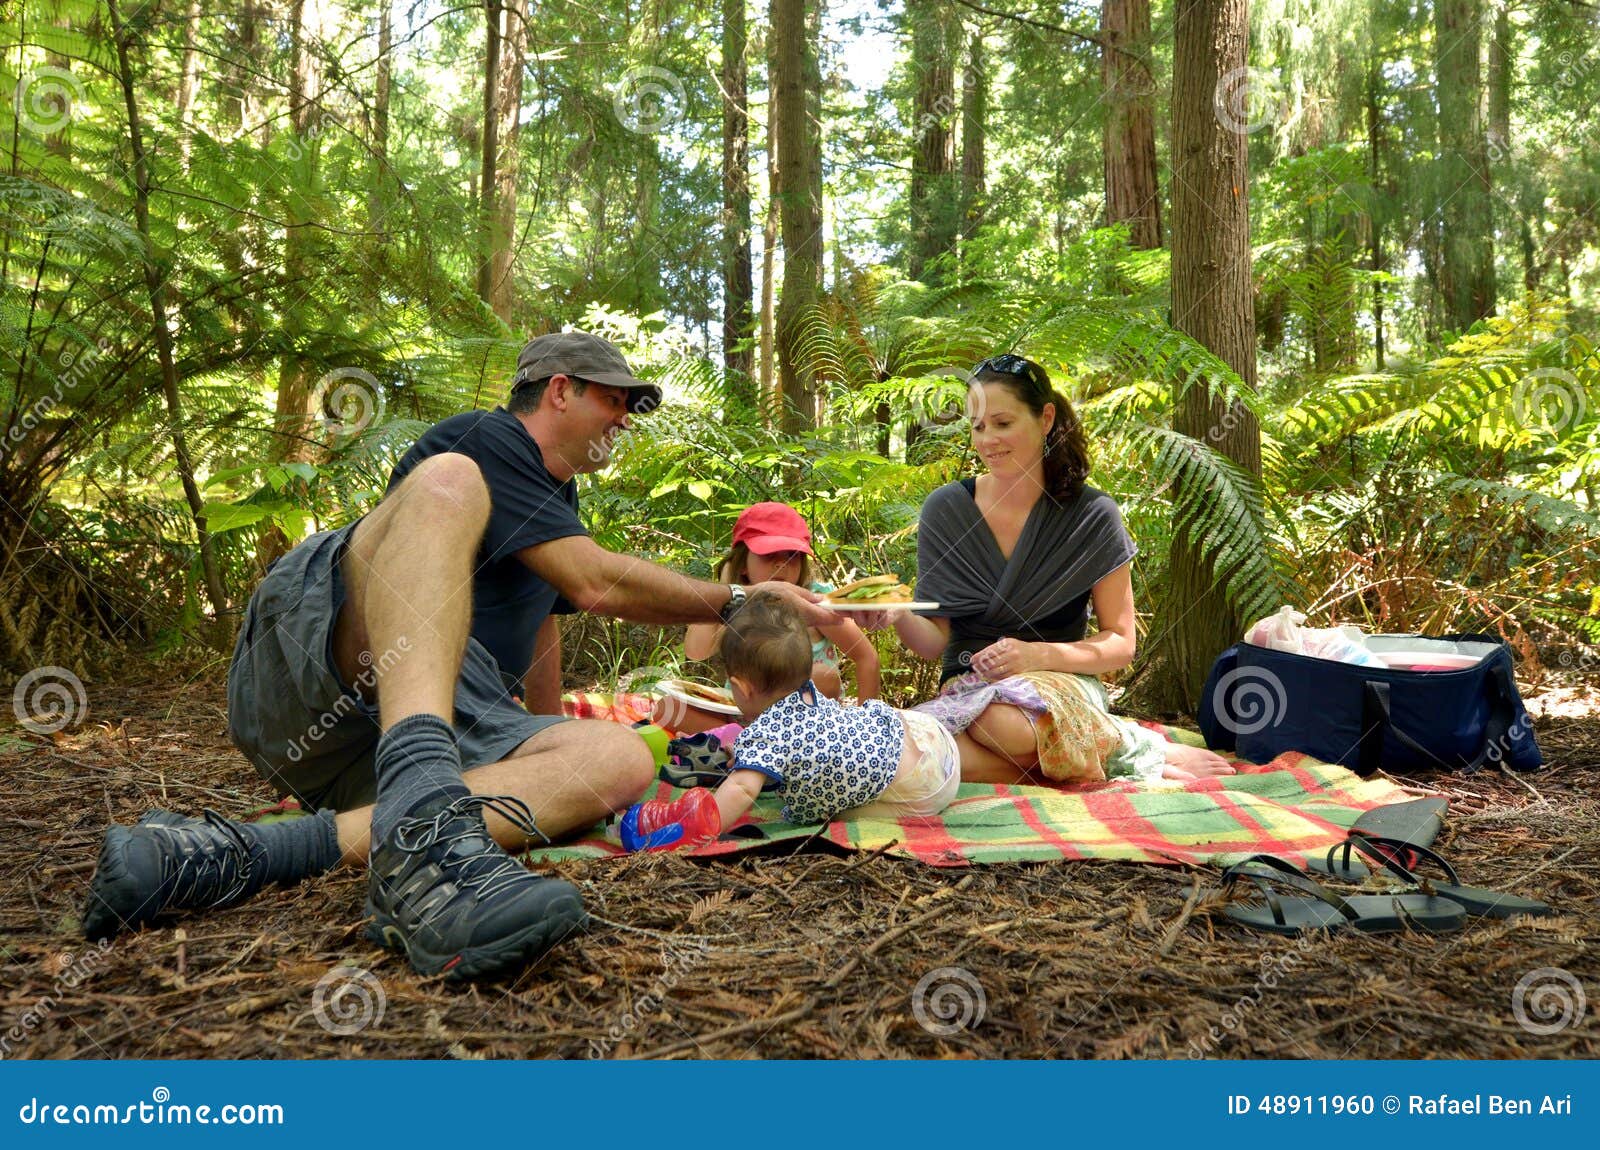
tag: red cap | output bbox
[732,502,814,556]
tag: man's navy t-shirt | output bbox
[385,407,586,691]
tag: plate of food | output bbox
[655,678,742,716]
[821,575,939,612]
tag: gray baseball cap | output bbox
[512,331,663,414]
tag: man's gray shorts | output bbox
[226,524,567,812]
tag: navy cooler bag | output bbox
[1198,633,1542,775]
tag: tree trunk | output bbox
[214,3,262,279]
[176,0,202,168]
[907,0,959,283]
[1101,0,1163,250]
[960,27,986,241]
[105,0,230,626]
[219,2,265,138]
[1366,48,1385,370]
[1521,217,1538,292]
[476,0,503,309]
[261,0,327,571]
[772,0,823,434]
[805,0,826,319]
[722,0,757,400]
[761,124,778,427]
[370,0,393,228]
[1434,0,1495,330]
[1488,3,1512,165]
[487,0,527,321]
[1142,0,1261,714]
[375,3,392,159]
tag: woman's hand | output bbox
[969,637,1047,681]
[840,608,893,632]
[1158,743,1236,780]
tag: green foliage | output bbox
[3,0,1598,684]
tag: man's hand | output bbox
[748,580,837,628]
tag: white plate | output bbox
[655,679,741,716]
[822,600,941,612]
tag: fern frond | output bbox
[1118,422,1292,621]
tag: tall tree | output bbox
[772,0,823,433]
[1434,0,1495,330]
[723,0,756,399]
[959,26,986,241]
[907,0,959,282]
[1488,2,1512,162]
[486,0,527,321]
[1100,0,1163,250]
[1146,0,1262,711]
[176,0,202,168]
[218,3,257,133]
[477,0,504,312]
[261,0,328,570]
[1366,43,1387,370]
[105,0,229,623]
[370,0,393,228]
[805,0,827,299]
[761,114,779,425]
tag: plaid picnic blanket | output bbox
[526,722,1435,868]
[251,699,1433,866]
[561,690,657,725]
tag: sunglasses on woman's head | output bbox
[974,354,1045,388]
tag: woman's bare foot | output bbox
[1160,742,1236,780]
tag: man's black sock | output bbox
[370,714,469,845]
[244,809,341,886]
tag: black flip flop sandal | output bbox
[1307,797,1449,881]
[1334,834,1553,919]
[1219,854,1467,935]
[1353,796,1447,836]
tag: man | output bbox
[82,331,833,980]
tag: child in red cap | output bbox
[660,503,878,735]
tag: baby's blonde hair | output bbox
[719,591,812,696]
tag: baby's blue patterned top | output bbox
[731,681,904,824]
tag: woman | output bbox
[890,354,1234,785]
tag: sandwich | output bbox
[673,680,735,706]
[824,574,914,604]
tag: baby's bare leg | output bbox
[957,704,1042,782]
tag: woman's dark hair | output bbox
[971,354,1091,502]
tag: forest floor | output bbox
[3,662,1597,1060]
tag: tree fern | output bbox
[1116,423,1293,623]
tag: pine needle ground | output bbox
[3,669,1595,1060]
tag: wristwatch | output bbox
[720,584,747,623]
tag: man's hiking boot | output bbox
[83,810,264,941]
[364,794,587,981]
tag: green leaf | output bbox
[200,501,270,534]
